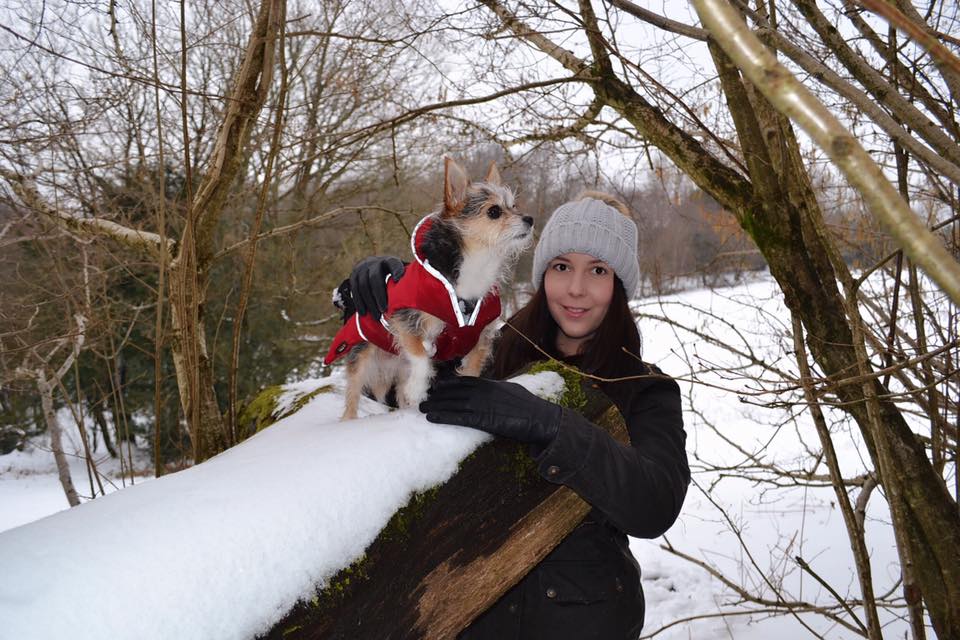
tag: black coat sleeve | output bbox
[532,372,689,539]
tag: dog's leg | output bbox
[370,379,391,405]
[458,325,496,377]
[392,329,433,407]
[369,351,397,405]
[393,317,444,407]
[342,346,373,420]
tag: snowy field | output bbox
[0,274,914,639]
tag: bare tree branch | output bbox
[789,0,960,168]
[1,171,174,259]
[606,0,708,40]
[693,0,960,306]
[858,0,960,96]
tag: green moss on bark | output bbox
[380,487,441,544]
[237,383,334,439]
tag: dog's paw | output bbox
[401,376,431,408]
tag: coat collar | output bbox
[408,215,491,328]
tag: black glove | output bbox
[419,377,562,445]
[349,256,405,319]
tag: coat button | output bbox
[508,603,518,614]
[546,465,560,478]
[546,587,557,599]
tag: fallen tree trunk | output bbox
[265,367,627,640]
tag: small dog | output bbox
[325,157,533,420]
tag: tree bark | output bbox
[792,316,883,640]
[264,375,626,640]
[697,0,960,307]
[167,271,226,462]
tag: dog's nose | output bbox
[522,215,534,227]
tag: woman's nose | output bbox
[568,271,585,295]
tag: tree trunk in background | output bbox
[90,400,117,459]
[35,372,80,507]
[265,378,625,640]
[12,315,88,508]
[167,0,284,462]
[168,251,227,462]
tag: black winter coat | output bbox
[460,360,689,640]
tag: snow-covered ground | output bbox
[0,423,155,533]
[0,274,918,639]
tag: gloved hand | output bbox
[419,377,562,445]
[349,256,405,319]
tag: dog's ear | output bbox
[484,161,502,186]
[443,156,469,217]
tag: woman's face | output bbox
[543,252,615,357]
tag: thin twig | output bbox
[795,555,869,635]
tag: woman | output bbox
[348,192,689,639]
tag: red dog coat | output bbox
[324,215,502,365]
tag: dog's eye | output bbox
[487,205,502,219]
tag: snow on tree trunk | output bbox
[265,364,627,639]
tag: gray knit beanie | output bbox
[532,195,640,297]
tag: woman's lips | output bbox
[562,305,588,318]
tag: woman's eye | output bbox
[487,205,502,219]
[551,263,568,272]
[593,266,608,275]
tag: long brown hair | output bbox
[492,275,642,380]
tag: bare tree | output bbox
[0,210,94,505]
[9,313,88,506]
[0,0,438,463]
